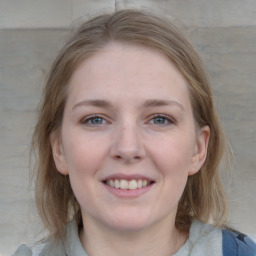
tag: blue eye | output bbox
[82,116,107,126]
[90,117,104,124]
[150,115,173,125]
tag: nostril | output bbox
[110,130,146,161]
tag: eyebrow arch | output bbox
[72,99,114,111]
[143,99,184,111]
[72,99,184,111]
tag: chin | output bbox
[109,221,150,232]
[104,211,154,232]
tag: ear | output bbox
[50,131,69,175]
[189,126,210,176]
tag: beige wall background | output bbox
[1,0,256,255]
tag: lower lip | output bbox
[102,182,154,198]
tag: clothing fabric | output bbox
[13,220,256,256]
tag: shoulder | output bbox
[190,221,256,256]
[12,242,45,256]
[174,220,223,256]
[177,220,256,256]
[189,219,223,245]
[13,220,80,256]
[222,228,256,256]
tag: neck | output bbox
[79,216,188,256]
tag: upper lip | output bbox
[102,173,155,182]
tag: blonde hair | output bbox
[32,9,228,239]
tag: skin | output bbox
[51,42,210,256]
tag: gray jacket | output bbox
[13,220,256,256]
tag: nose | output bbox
[110,123,146,163]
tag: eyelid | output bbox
[81,114,110,126]
[147,114,176,125]
[80,113,176,126]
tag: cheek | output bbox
[61,132,110,196]
[148,134,195,198]
[149,135,195,174]
[62,128,105,169]
[65,144,97,173]
[62,134,107,206]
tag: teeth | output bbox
[129,180,137,190]
[114,179,120,188]
[110,179,114,187]
[106,179,151,190]
[120,179,129,189]
[137,179,142,188]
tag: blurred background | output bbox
[0,0,256,255]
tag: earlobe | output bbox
[189,126,210,176]
[50,132,69,175]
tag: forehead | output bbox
[66,42,191,110]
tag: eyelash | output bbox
[80,114,176,127]
[148,114,175,126]
[81,115,108,126]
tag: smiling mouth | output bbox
[103,179,155,190]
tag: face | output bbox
[51,42,209,233]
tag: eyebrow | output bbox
[143,99,184,111]
[72,99,184,111]
[72,99,114,111]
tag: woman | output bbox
[14,10,256,256]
